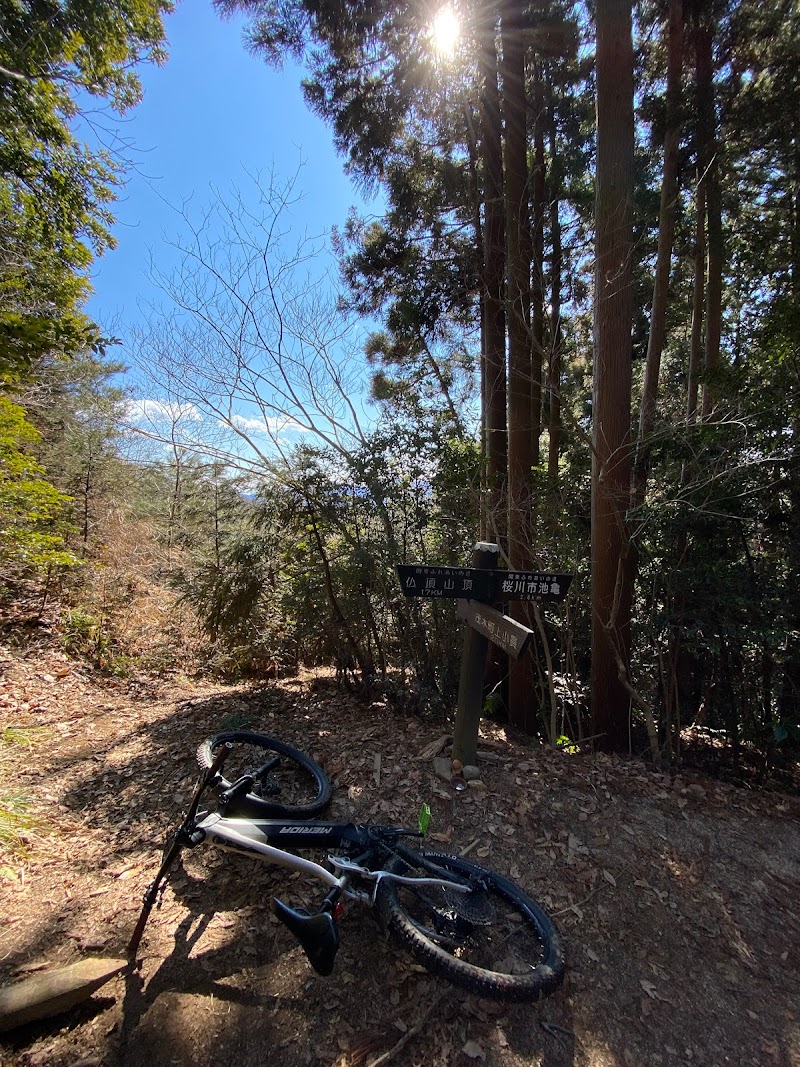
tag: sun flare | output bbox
[431,7,460,57]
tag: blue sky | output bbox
[83,2,388,467]
[87,1,368,334]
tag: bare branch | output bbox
[130,172,373,472]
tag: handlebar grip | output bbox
[219,774,255,808]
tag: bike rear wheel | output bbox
[377,847,565,1002]
[197,732,332,819]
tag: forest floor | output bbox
[1,631,800,1067]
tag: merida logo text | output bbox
[279,826,329,835]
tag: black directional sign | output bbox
[396,565,494,601]
[494,571,573,603]
[396,565,572,604]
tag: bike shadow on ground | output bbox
[124,911,269,1009]
[118,911,308,1063]
[118,887,580,1067]
[117,904,426,1067]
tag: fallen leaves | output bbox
[462,1039,486,1060]
[2,640,800,1067]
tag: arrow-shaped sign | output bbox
[395,565,494,601]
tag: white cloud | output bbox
[124,399,204,424]
[229,413,304,437]
[230,414,270,435]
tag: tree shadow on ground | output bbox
[5,664,800,1067]
[0,997,117,1057]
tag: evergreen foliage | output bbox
[0,0,170,585]
[0,0,170,379]
[0,397,77,573]
[1,0,797,775]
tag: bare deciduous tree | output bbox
[131,170,371,475]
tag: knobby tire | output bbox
[377,846,565,1002]
[197,731,331,819]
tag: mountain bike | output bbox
[127,732,566,1003]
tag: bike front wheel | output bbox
[377,847,565,1002]
[197,731,332,819]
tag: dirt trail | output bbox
[1,638,799,1067]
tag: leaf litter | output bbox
[0,639,799,1066]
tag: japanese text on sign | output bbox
[455,598,534,659]
[395,565,493,601]
[475,610,519,652]
[498,572,565,600]
[396,564,572,603]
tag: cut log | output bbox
[0,957,127,1033]
[416,734,452,761]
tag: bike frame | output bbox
[196,813,369,895]
[127,747,471,964]
[193,811,472,903]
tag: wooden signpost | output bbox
[396,544,572,767]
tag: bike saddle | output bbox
[272,897,340,976]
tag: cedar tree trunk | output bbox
[591,0,635,753]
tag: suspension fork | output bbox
[126,744,233,960]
